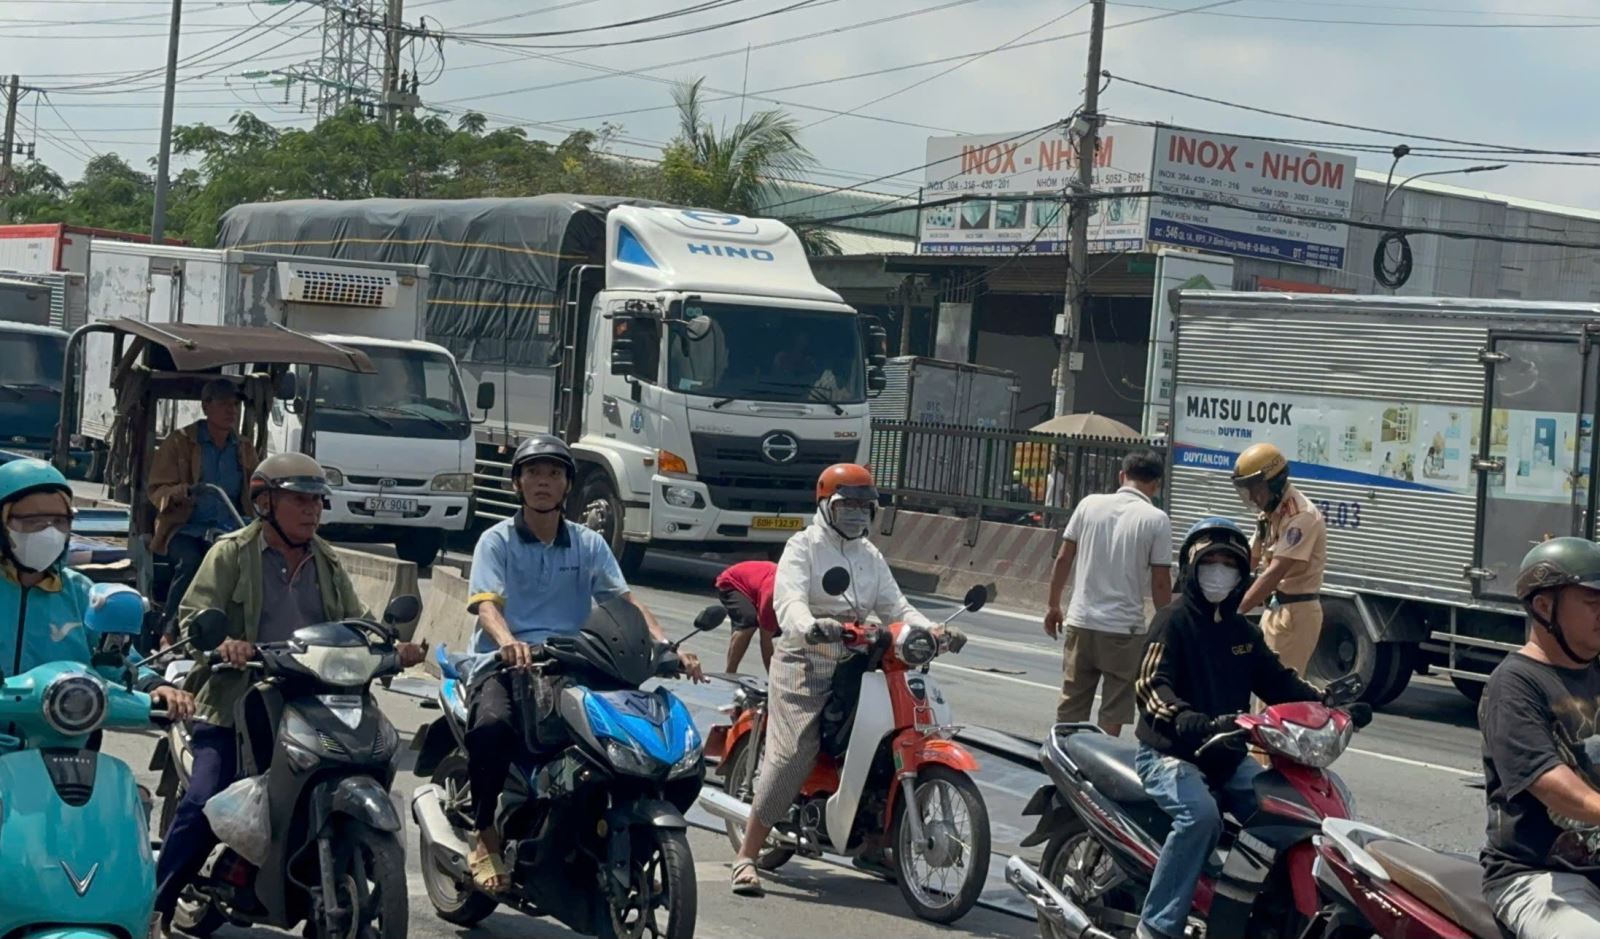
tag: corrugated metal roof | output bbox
[759,180,920,239]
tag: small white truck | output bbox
[1167,290,1600,704]
[80,242,490,566]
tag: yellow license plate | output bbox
[752,517,805,531]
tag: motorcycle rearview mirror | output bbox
[963,584,990,613]
[383,594,422,627]
[694,605,727,632]
[1323,673,1364,707]
[821,567,852,597]
[189,608,230,653]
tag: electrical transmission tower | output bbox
[310,0,383,120]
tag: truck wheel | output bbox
[1368,643,1415,707]
[395,529,443,569]
[1451,675,1486,704]
[577,472,646,577]
[1311,597,1411,705]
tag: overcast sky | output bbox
[7,0,1600,211]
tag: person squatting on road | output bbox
[728,463,966,897]
[1132,517,1369,939]
[1231,443,1328,676]
[717,559,779,673]
[152,452,424,930]
[461,434,700,893]
[1480,537,1600,937]
[0,457,195,732]
[1045,449,1172,737]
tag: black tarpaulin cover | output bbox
[217,195,660,367]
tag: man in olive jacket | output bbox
[152,452,423,928]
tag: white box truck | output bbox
[216,198,884,574]
[82,242,488,566]
[1166,291,1600,704]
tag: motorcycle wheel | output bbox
[1039,819,1133,939]
[328,821,407,939]
[421,755,499,927]
[599,828,697,939]
[893,765,991,925]
[720,739,794,871]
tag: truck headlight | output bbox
[663,485,704,509]
[431,473,472,492]
[323,467,346,487]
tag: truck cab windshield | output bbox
[0,330,65,394]
[666,303,865,405]
[310,346,469,439]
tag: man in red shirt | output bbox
[716,560,779,672]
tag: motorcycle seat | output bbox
[1062,732,1152,804]
[1365,840,1509,939]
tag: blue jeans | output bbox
[153,722,238,920]
[1134,745,1264,939]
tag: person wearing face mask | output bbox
[728,463,964,896]
[1130,517,1365,939]
[0,458,195,723]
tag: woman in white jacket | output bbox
[731,463,965,895]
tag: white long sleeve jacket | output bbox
[773,508,934,653]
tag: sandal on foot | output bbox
[730,859,765,897]
[470,850,510,893]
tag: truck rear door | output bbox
[1472,332,1596,601]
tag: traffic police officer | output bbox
[1231,443,1328,676]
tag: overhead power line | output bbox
[439,0,755,39]
[1112,1,1600,28]
[446,0,831,50]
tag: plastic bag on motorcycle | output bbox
[203,774,272,866]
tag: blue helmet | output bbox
[86,583,149,637]
[1180,516,1251,573]
[0,458,71,508]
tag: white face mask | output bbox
[830,505,872,539]
[1197,564,1241,604]
[8,526,69,572]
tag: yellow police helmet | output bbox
[1232,443,1291,511]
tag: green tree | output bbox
[660,77,838,255]
[0,162,68,223]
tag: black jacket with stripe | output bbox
[1134,574,1320,779]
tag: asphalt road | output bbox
[95,547,1489,939]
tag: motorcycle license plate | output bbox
[752,517,804,531]
[364,497,417,516]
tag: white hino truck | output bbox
[216,197,884,574]
[82,241,488,566]
[1166,290,1600,705]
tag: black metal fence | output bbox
[867,420,1166,526]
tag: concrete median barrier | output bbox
[412,565,477,676]
[875,510,1060,613]
[332,546,422,641]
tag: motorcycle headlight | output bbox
[1258,716,1350,769]
[42,673,107,738]
[668,724,704,779]
[431,472,472,492]
[604,737,665,777]
[294,646,380,687]
[899,627,938,667]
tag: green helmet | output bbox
[0,458,71,507]
[1515,537,1600,602]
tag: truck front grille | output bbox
[690,432,860,514]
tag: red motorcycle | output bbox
[698,568,992,924]
[1006,674,1366,939]
[1311,817,1507,939]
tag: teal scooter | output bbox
[0,583,194,939]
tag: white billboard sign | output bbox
[919,124,1156,255]
[1147,129,1356,269]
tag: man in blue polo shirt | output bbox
[462,434,702,892]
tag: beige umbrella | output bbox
[1031,412,1143,439]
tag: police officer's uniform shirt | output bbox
[466,513,629,658]
[1261,484,1327,595]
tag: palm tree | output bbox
[662,78,839,255]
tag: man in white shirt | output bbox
[1044,450,1173,736]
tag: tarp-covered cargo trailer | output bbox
[1169,290,1600,705]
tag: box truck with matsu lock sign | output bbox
[81,241,489,567]
[1165,291,1600,706]
[214,197,886,575]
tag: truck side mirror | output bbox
[475,381,496,412]
[867,369,888,395]
[610,316,638,377]
[273,371,297,401]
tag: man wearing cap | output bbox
[148,378,259,645]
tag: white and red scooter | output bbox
[699,567,992,924]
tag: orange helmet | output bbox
[817,463,878,503]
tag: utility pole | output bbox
[381,0,420,128]
[1,76,20,195]
[1053,0,1105,419]
[151,0,182,243]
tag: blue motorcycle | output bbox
[0,584,184,939]
[409,599,724,939]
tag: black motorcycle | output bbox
[169,596,421,939]
[408,598,723,939]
